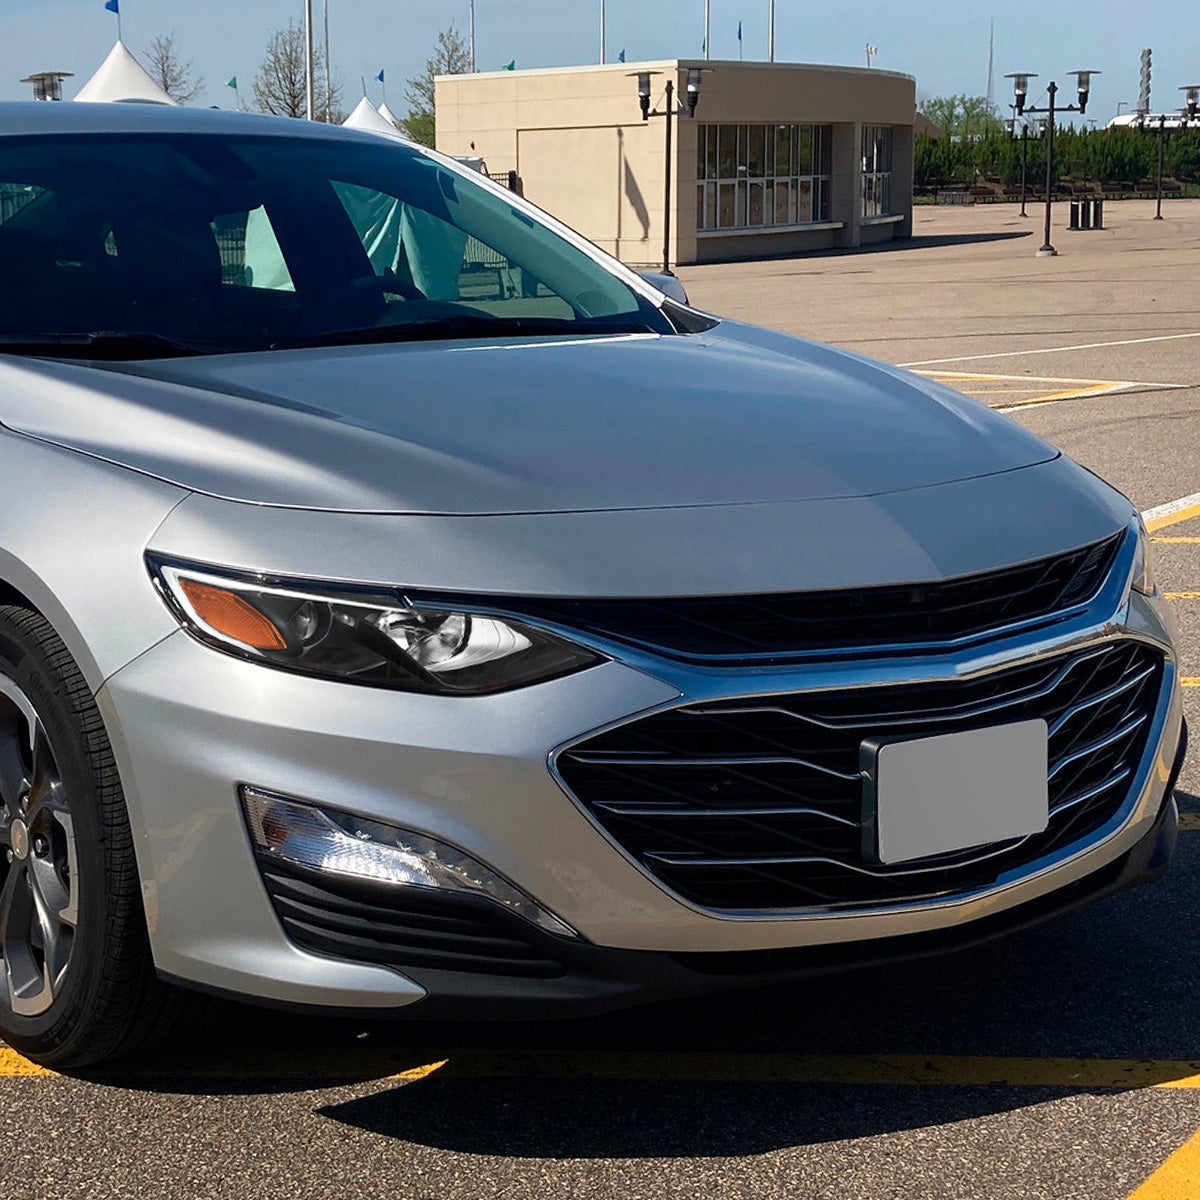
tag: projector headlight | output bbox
[148,557,601,694]
[1130,515,1156,598]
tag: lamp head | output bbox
[1182,85,1200,121]
[1005,72,1035,115]
[686,68,702,117]
[637,71,653,120]
[1069,70,1099,114]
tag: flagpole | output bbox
[469,0,476,72]
[704,0,710,60]
[599,0,605,64]
[768,0,775,62]
[304,0,315,119]
[323,0,331,121]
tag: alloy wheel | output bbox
[0,676,78,1018]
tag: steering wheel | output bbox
[348,272,426,302]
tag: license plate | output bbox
[862,720,1049,865]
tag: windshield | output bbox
[0,133,672,357]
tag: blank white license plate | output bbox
[863,720,1049,865]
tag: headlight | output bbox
[1130,515,1156,597]
[148,558,601,694]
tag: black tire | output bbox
[0,605,203,1068]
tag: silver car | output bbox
[0,102,1184,1066]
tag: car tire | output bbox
[0,605,203,1068]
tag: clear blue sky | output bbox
[2,0,1196,124]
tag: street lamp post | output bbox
[1007,70,1098,256]
[636,69,703,274]
[1154,87,1200,220]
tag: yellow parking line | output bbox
[1126,1128,1200,1199]
[1165,593,1200,600]
[1183,679,1200,688]
[1153,538,1200,544]
[7,1046,1200,1089]
[0,1049,55,1077]
[1145,498,1200,533]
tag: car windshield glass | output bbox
[0,133,671,357]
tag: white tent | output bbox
[75,41,175,105]
[377,102,411,137]
[343,96,405,138]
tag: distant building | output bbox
[436,59,915,267]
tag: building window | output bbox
[696,124,832,232]
[861,125,893,218]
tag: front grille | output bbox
[260,863,566,978]
[557,640,1164,911]
[448,534,1121,664]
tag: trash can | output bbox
[1069,200,1081,230]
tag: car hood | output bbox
[0,322,1057,515]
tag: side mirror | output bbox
[637,271,689,306]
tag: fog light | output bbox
[240,786,580,940]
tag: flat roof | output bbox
[437,59,915,85]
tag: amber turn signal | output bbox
[178,579,287,650]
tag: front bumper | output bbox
[98,577,1184,1013]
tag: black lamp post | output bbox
[1009,108,1030,217]
[635,68,703,274]
[1007,70,1099,256]
[1149,88,1200,221]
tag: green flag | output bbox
[226,76,238,89]
[502,60,515,70]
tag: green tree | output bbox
[405,24,472,148]
[919,94,1005,139]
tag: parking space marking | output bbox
[1165,593,1200,601]
[1126,1128,1200,1199]
[1153,538,1200,544]
[9,1046,1200,1089]
[1144,494,1200,532]
[916,369,1177,414]
[917,370,1180,413]
[899,330,1200,369]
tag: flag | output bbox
[502,59,515,70]
[375,69,385,83]
[104,0,118,12]
[618,49,625,63]
[701,37,706,54]
[226,76,238,89]
[736,20,742,42]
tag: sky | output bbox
[1,0,1197,125]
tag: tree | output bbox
[142,33,203,105]
[252,21,342,121]
[919,94,1005,140]
[404,24,472,148]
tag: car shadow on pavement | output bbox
[70,833,1200,1157]
[318,1075,1044,1158]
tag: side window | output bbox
[213,206,295,292]
[0,183,46,226]
[331,179,573,317]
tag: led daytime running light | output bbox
[240,787,580,940]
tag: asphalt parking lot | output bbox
[4,198,1200,1200]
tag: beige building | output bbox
[436,59,915,268]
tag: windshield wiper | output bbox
[0,331,236,361]
[273,313,660,351]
